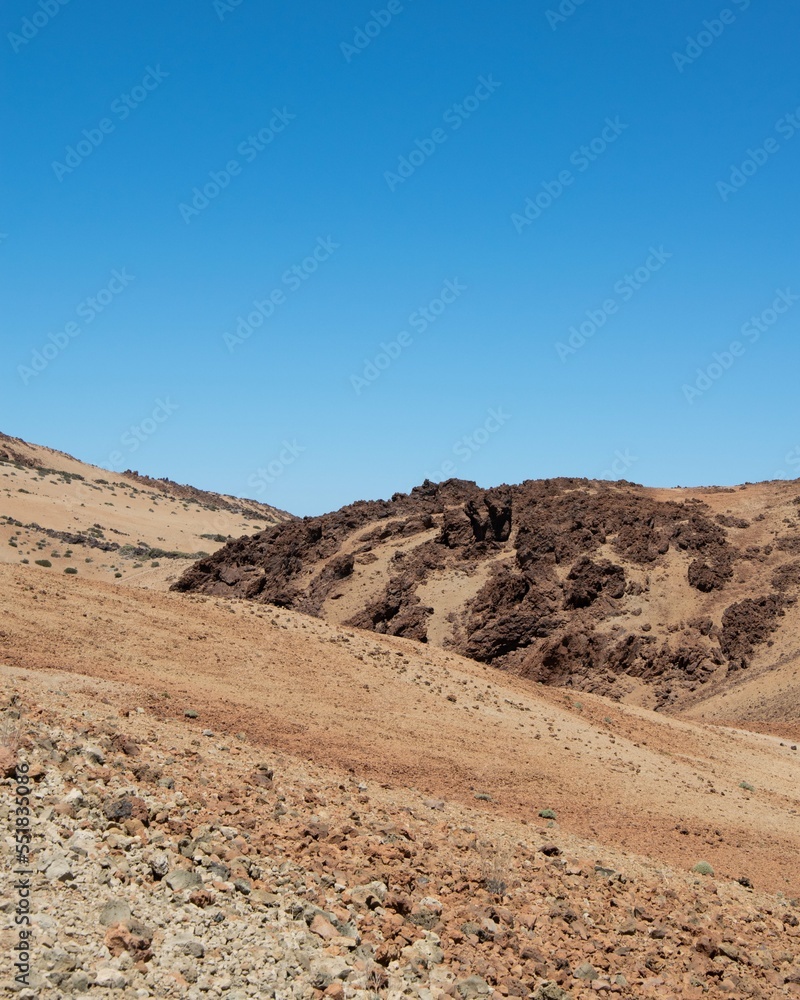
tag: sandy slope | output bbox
[0,432,289,590]
[680,648,800,739]
[1,564,798,898]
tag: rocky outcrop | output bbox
[174,477,800,706]
[564,557,626,609]
[720,594,791,670]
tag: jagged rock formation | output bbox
[174,477,800,709]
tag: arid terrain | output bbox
[1,434,799,999]
[0,431,291,591]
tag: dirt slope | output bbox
[2,442,800,996]
[0,431,291,590]
[173,477,800,720]
[3,663,800,999]
[2,564,798,899]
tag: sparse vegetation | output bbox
[365,964,388,993]
[0,712,20,753]
[739,781,755,792]
[64,567,78,575]
[539,808,557,820]
[35,559,52,568]
[477,839,510,896]
[119,543,209,561]
[692,861,714,876]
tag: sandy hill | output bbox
[3,437,800,996]
[0,431,291,590]
[1,565,799,997]
[173,476,800,734]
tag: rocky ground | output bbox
[3,435,800,997]
[2,667,800,1000]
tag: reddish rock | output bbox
[310,913,338,940]
[104,923,152,962]
[188,889,215,908]
[103,795,150,825]
[0,746,17,778]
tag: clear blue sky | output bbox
[2,0,799,515]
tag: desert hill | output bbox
[2,438,800,996]
[2,564,800,997]
[173,476,800,726]
[0,431,291,590]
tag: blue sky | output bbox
[2,0,799,515]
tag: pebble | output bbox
[94,968,128,989]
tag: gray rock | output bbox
[99,900,132,926]
[94,967,128,989]
[533,984,571,1000]
[45,859,74,883]
[166,869,203,892]
[456,976,491,998]
[574,962,598,981]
